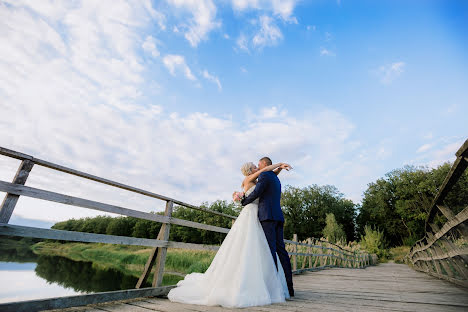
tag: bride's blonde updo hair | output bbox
[241,162,255,176]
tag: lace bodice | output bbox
[244,185,259,205]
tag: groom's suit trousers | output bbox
[260,220,294,289]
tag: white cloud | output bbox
[166,0,220,47]
[163,54,196,80]
[252,15,283,48]
[232,0,298,22]
[320,47,335,56]
[240,66,248,73]
[417,143,433,153]
[427,141,463,168]
[259,106,287,119]
[376,61,405,84]
[236,33,250,52]
[307,25,316,31]
[142,35,160,58]
[409,137,465,169]
[202,70,222,91]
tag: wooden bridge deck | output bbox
[51,263,468,312]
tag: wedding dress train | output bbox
[167,185,290,308]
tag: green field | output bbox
[31,242,216,286]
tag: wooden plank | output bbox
[0,181,230,234]
[413,264,468,288]
[455,139,468,157]
[410,206,468,256]
[67,263,468,312]
[0,160,34,223]
[0,223,168,247]
[292,234,297,271]
[0,146,236,220]
[425,155,468,225]
[412,246,468,262]
[0,146,34,161]
[0,223,220,251]
[153,200,173,287]
[0,286,175,312]
[137,201,173,288]
[32,157,236,220]
[437,205,468,237]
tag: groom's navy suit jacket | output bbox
[241,171,284,222]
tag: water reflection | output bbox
[35,255,150,293]
[0,238,150,303]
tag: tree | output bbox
[281,185,357,242]
[322,213,346,243]
[356,162,468,247]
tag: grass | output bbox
[388,246,411,263]
[31,241,216,286]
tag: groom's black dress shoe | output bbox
[288,287,294,297]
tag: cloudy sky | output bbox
[0,0,467,226]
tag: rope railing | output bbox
[406,139,468,288]
[0,146,376,312]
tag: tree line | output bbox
[52,161,467,247]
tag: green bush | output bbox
[322,213,346,244]
[360,225,388,260]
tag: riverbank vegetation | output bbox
[30,241,216,286]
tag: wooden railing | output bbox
[0,146,375,312]
[407,139,468,288]
[286,234,377,274]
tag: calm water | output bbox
[0,239,150,304]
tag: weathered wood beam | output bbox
[455,139,468,157]
[152,200,173,287]
[409,205,468,256]
[0,181,230,234]
[0,223,220,251]
[0,147,33,161]
[0,146,236,220]
[292,234,297,271]
[425,155,468,226]
[0,160,34,223]
[31,158,236,220]
[0,285,175,312]
[412,246,468,262]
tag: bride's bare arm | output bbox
[243,163,282,185]
[273,163,292,175]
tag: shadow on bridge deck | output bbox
[49,262,468,312]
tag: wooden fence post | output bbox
[312,239,320,268]
[152,200,173,287]
[136,200,173,288]
[0,159,34,223]
[292,234,297,272]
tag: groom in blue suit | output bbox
[241,157,294,297]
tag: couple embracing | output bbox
[168,157,294,308]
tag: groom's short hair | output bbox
[260,157,272,166]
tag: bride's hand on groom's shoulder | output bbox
[280,163,292,170]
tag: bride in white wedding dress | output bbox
[167,162,291,308]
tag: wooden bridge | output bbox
[0,140,467,312]
[38,262,468,312]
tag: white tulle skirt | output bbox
[167,201,289,308]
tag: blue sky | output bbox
[0,0,467,225]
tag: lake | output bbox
[0,238,150,304]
